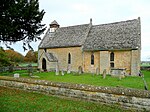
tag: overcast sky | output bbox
[1,0,150,61]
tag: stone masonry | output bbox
[0,76,149,111]
[38,18,141,75]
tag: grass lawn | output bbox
[0,70,150,90]
[0,86,133,112]
[18,63,37,67]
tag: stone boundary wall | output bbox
[0,66,38,72]
[0,76,150,111]
[141,66,150,71]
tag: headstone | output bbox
[96,67,99,75]
[55,63,59,75]
[91,66,95,76]
[67,64,71,74]
[27,64,33,76]
[102,69,106,79]
[14,73,20,78]
[9,64,14,72]
[78,66,83,75]
[67,70,70,74]
[118,75,122,80]
[61,70,64,76]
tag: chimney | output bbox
[90,18,92,25]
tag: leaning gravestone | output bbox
[14,73,20,78]
[102,69,106,79]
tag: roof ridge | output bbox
[59,23,89,28]
[92,18,138,27]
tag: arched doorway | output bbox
[42,58,47,71]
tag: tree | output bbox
[0,47,11,67]
[0,0,46,50]
[5,49,24,63]
[24,50,37,63]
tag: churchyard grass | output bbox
[0,70,150,90]
[0,86,132,112]
[18,63,37,67]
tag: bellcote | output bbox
[49,20,60,32]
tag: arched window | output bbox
[110,52,114,68]
[91,54,94,65]
[68,53,71,64]
[110,52,114,61]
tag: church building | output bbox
[38,17,141,75]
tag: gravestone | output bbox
[9,64,14,72]
[102,69,106,79]
[110,68,125,79]
[96,67,99,75]
[14,73,20,78]
[67,64,71,74]
[78,66,83,75]
[91,66,95,76]
[55,63,59,75]
[61,70,64,76]
[27,64,33,76]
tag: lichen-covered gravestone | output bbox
[9,64,14,72]
[55,64,59,75]
[102,69,106,79]
[14,73,20,78]
[67,64,71,74]
[27,64,33,76]
[61,70,64,76]
[78,66,83,75]
[96,67,99,75]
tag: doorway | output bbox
[42,58,47,71]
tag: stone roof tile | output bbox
[83,18,141,50]
[39,18,141,50]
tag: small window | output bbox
[68,53,71,64]
[110,52,114,61]
[91,54,94,65]
[110,63,114,68]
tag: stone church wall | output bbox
[114,51,131,74]
[0,77,149,111]
[83,51,100,73]
[47,47,83,72]
[38,48,140,75]
[100,51,110,74]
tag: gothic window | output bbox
[91,54,94,65]
[110,52,114,68]
[110,52,114,61]
[68,53,71,64]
